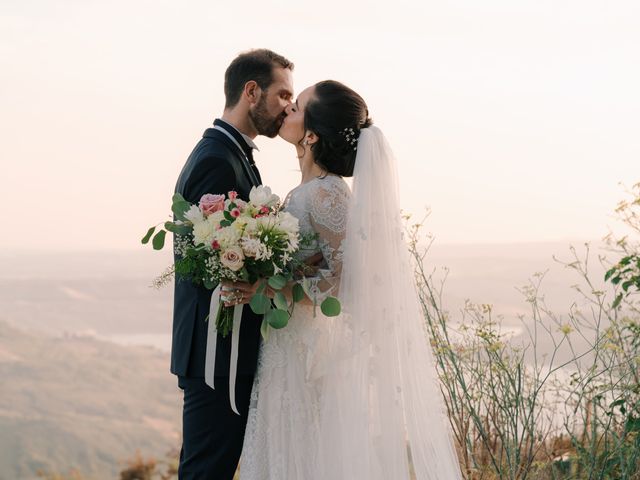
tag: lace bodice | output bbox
[282,174,351,303]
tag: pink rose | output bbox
[228,190,238,201]
[220,247,245,272]
[230,208,241,218]
[199,194,225,216]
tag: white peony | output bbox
[277,211,299,236]
[249,185,280,207]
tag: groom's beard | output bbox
[249,96,285,138]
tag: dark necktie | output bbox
[246,149,262,185]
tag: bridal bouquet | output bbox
[142,186,340,337]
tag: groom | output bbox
[172,49,294,479]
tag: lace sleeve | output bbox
[304,177,351,304]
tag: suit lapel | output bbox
[203,128,260,188]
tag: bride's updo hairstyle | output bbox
[303,80,373,177]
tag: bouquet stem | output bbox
[216,302,235,338]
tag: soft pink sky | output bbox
[1,0,639,251]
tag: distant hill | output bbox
[0,321,180,479]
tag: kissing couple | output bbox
[171,48,463,479]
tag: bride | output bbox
[228,80,463,479]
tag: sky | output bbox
[1,0,639,251]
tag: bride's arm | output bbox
[280,179,349,306]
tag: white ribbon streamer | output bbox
[204,285,244,415]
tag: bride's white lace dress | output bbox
[240,127,463,480]
[239,174,349,479]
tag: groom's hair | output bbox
[224,49,294,108]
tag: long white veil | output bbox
[315,126,463,479]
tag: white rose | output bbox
[220,246,245,272]
[184,204,205,225]
[249,185,280,207]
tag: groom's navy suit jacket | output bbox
[171,119,262,378]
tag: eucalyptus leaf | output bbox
[152,230,167,250]
[260,318,270,341]
[321,296,341,316]
[141,226,156,244]
[292,283,304,303]
[274,291,288,311]
[171,199,191,222]
[268,275,287,290]
[250,293,271,315]
[172,193,186,203]
[164,221,192,235]
[266,308,289,329]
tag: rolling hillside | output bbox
[0,321,181,479]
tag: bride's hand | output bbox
[221,280,273,307]
[294,252,324,277]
